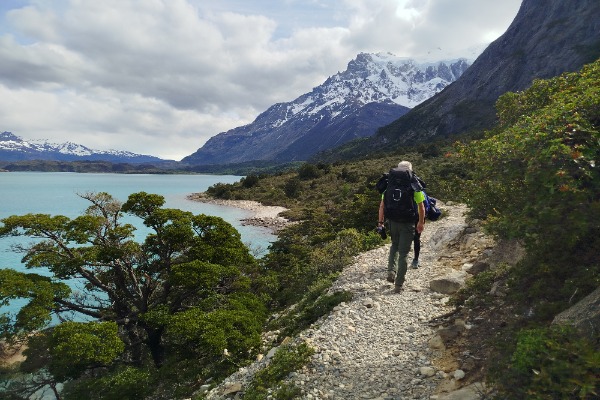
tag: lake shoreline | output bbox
[187,193,291,232]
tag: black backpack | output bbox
[383,168,421,222]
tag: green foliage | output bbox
[0,270,70,338]
[164,296,266,365]
[309,228,368,275]
[270,275,353,339]
[457,59,600,309]
[297,163,322,180]
[0,191,265,398]
[459,59,600,243]
[241,174,260,188]
[453,59,600,398]
[48,321,125,380]
[449,264,510,309]
[244,342,314,400]
[205,182,235,199]
[62,366,153,400]
[490,325,600,399]
[283,176,302,198]
[260,227,368,307]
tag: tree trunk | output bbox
[146,327,165,368]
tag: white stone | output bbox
[453,369,466,380]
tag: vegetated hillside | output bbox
[0,160,178,173]
[317,0,600,162]
[206,58,600,398]
[449,57,600,399]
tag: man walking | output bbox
[378,161,425,293]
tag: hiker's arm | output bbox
[378,199,385,225]
[416,201,425,233]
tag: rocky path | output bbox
[205,202,494,400]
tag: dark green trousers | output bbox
[387,220,415,287]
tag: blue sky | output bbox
[0,0,521,160]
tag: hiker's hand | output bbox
[416,221,424,233]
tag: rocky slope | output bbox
[182,54,471,166]
[202,202,506,399]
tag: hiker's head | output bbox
[398,161,413,171]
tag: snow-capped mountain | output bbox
[0,132,165,163]
[182,52,472,165]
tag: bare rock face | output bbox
[553,286,600,340]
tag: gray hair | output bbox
[397,161,413,171]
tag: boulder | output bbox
[429,224,468,251]
[466,260,490,275]
[221,382,243,396]
[435,383,486,400]
[430,272,466,294]
[552,286,600,340]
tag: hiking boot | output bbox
[394,285,403,293]
[387,271,396,283]
[411,259,419,269]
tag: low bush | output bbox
[489,325,600,399]
[243,342,314,400]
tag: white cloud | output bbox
[0,0,521,160]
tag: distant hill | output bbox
[182,53,472,165]
[324,0,600,160]
[0,131,169,163]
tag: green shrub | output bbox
[244,342,314,400]
[297,163,321,180]
[206,182,235,199]
[459,59,600,245]
[62,367,153,400]
[284,177,302,198]
[31,321,125,381]
[271,274,353,338]
[449,264,510,309]
[241,174,260,188]
[490,325,600,399]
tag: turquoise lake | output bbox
[0,172,277,316]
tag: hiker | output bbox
[378,161,425,293]
[412,227,421,269]
[411,175,427,269]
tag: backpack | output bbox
[377,172,442,221]
[423,190,442,221]
[383,168,421,222]
[375,173,389,194]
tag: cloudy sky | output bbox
[0,0,522,161]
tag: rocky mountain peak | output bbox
[182,53,472,166]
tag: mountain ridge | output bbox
[182,53,472,165]
[0,131,169,163]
